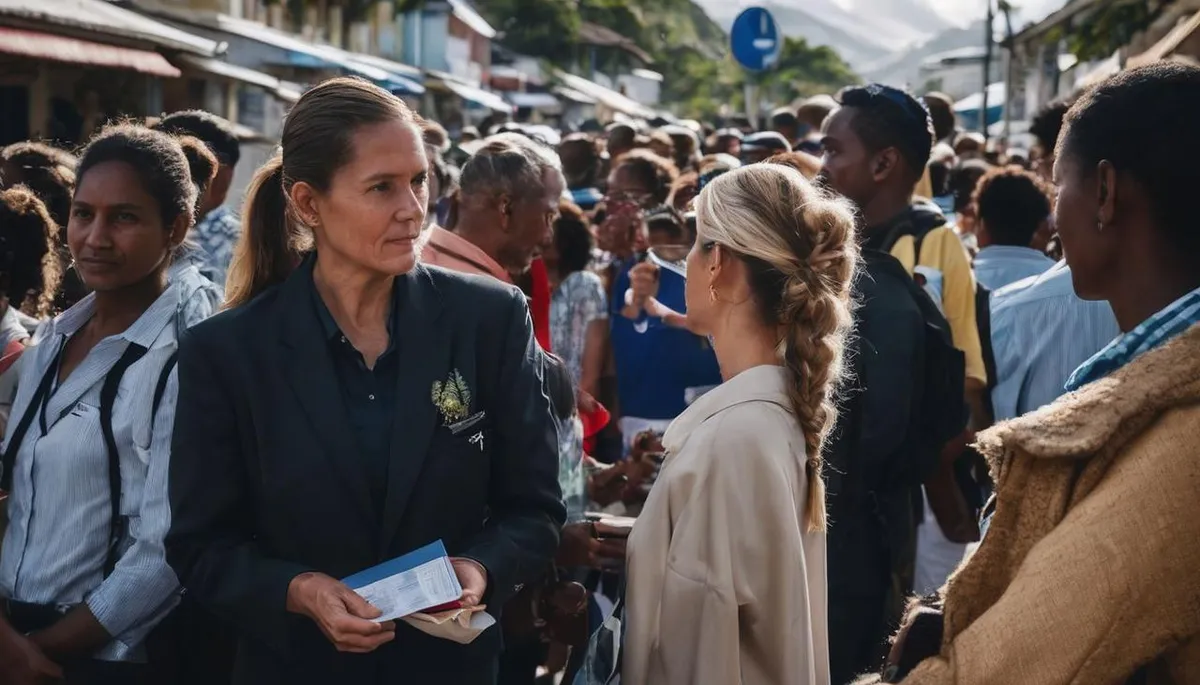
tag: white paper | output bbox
[353,556,462,622]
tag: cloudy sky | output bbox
[924,0,1061,26]
[697,0,1064,30]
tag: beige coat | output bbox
[902,323,1200,684]
[623,365,830,685]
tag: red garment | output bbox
[530,258,552,352]
[580,399,611,456]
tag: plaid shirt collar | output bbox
[1066,285,1200,391]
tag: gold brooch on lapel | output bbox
[432,370,472,425]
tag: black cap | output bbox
[741,131,792,153]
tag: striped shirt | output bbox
[1066,285,1200,391]
[169,255,224,329]
[0,286,182,661]
[972,245,1056,292]
[989,261,1120,421]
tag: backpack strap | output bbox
[975,285,997,421]
[879,216,939,267]
[100,343,150,577]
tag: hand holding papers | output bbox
[284,572,396,653]
[343,541,465,623]
[342,540,495,645]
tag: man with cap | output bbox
[740,131,792,165]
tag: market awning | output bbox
[505,91,562,111]
[1128,10,1200,69]
[209,15,423,94]
[554,71,654,118]
[0,25,181,76]
[447,0,496,39]
[428,72,511,112]
[0,0,219,55]
[553,86,596,105]
[953,82,1005,113]
[335,51,424,95]
[174,53,301,102]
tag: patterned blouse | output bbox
[550,270,608,387]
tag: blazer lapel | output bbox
[277,259,377,530]
[379,265,449,552]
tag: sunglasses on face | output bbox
[604,190,654,206]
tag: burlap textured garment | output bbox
[900,323,1200,685]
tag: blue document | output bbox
[343,540,463,622]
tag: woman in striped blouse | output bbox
[0,124,207,684]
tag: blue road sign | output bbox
[730,7,781,72]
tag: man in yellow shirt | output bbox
[820,84,987,601]
[819,84,986,394]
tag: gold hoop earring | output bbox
[709,284,718,303]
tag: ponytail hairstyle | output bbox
[224,77,422,309]
[694,164,859,533]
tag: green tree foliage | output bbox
[761,37,860,104]
[1066,2,1163,62]
[477,0,581,60]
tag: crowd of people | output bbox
[0,58,1196,685]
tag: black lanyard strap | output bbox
[1,338,65,493]
[99,343,150,576]
[1,339,158,577]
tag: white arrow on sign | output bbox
[753,11,775,51]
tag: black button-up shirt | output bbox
[312,279,404,515]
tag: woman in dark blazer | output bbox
[165,77,565,685]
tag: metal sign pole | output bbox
[745,78,759,127]
[731,5,780,129]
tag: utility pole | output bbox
[982,0,994,141]
[1000,0,1015,143]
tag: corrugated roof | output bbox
[139,9,424,95]
[554,70,654,118]
[1128,9,1200,69]
[427,70,511,112]
[577,21,652,64]
[0,0,219,55]
[174,53,299,102]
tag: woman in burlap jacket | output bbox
[881,63,1200,685]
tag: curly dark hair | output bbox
[1029,96,1075,156]
[972,165,1052,247]
[553,199,593,279]
[613,149,679,205]
[0,186,63,317]
[0,141,76,232]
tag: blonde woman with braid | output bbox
[621,164,858,685]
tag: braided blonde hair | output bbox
[694,164,859,532]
